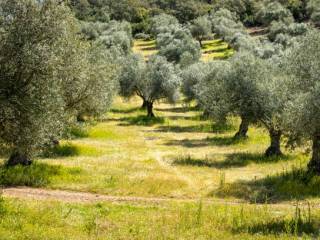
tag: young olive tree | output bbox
[119,54,181,117]
[0,0,78,166]
[284,30,320,174]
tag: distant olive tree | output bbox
[0,0,78,166]
[284,31,320,174]
[149,14,179,37]
[256,1,294,26]
[307,0,320,27]
[119,54,181,117]
[181,62,212,102]
[190,16,212,47]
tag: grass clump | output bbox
[0,162,62,187]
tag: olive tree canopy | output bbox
[284,30,320,174]
[0,0,76,165]
[119,54,181,117]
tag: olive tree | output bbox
[62,40,119,122]
[149,14,179,37]
[256,1,294,26]
[190,16,212,47]
[307,0,320,27]
[119,54,181,117]
[157,24,201,67]
[0,0,78,166]
[284,30,320,174]
[181,62,212,102]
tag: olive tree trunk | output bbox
[308,134,320,175]
[6,152,32,167]
[141,99,147,109]
[146,101,155,117]
[234,116,249,139]
[265,129,282,157]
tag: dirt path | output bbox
[2,187,318,211]
[1,187,238,205]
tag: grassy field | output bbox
[1,97,320,239]
[133,39,233,61]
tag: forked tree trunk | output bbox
[198,39,203,48]
[308,134,320,175]
[265,129,282,157]
[146,101,155,117]
[234,117,249,139]
[6,152,32,167]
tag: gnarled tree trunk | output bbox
[146,101,155,117]
[265,129,282,157]
[308,134,320,175]
[234,116,249,139]
[6,152,32,167]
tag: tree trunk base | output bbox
[265,146,283,157]
[234,117,249,139]
[141,100,147,109]
[308,134,320,175]
[146,101,155,118]
[265,129,282,157]
[6,153,32,167]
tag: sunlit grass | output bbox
[0,197,319,239]
[133,39,234,62]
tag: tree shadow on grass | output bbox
[165,136,245,148]
[43,143,80,158]
[155,106,198,113]
[118,115,165,126]
[0,162,62,187]
[235,217,319,237]
[158,122,236,134]
[214,167,320,203]
[173,153,291,169]
[110,107,141,114]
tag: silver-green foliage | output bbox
[119,54,181,116]
[307,0,320,27]
[256,1,294,26]
[157,24,201,67]
[283,30,320,172]
[0,0,73,160]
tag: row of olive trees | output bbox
[183,30,320,174]
[0,0,118,166]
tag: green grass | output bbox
[1,97,320,239]
[0,197,319,239]
[0,162,62,187]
